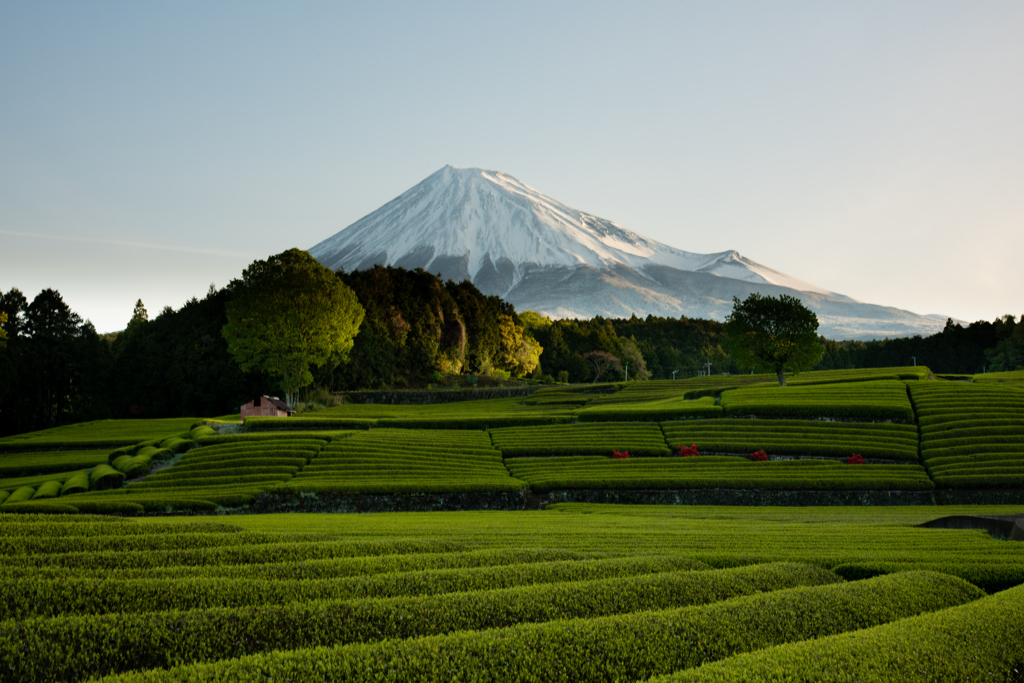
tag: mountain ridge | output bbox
[310,166,944,340]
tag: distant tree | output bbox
[583,350,621,384]
[222,249,365,407]
[127,299,148,330]
[618,336,650,380]
[722,293,823,386]
[984,315,1024,371]
[0,311,7,349]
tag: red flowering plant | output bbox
[847,454,866,464]
[750,450,769,461]
[612,450,630,459]
[677,444,700,457]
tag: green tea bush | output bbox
[59,472,91,495]
[245,417,376,431]
[89,572,981,683]
[507,457,935,492]
[0,562,831,682]
[89,465,125,491]
[491,422,672,457]
[662,419,919,461]
[3,485,36,504]
[721,380,914,421]
[0,449,112,477]
[656,582,1023,683]
[30,480,62,499]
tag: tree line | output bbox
[2,254,1021,436]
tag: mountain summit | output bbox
[310,166,944,340]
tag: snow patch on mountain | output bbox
[310,165,841,298]
[310,165,945,340]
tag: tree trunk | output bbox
[776,368,787,387]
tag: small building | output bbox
[240,396,294,422]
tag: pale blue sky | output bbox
[2,1,1022,333]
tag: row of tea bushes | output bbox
[911,382,1024,488]
[662,419,920,461]
[719,381,916,421]
[0,562,826,683]
[506,456,934,492]
[490,422,672,457]
[578,396,723,422]
[284,429,524,494]
[0,555,713,621]
[88,572,981,683]
[0,449,112,477]
[0,418,204,452]
[658,582,1024,683]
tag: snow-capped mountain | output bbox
[310,166,946,340]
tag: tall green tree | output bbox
[222,249,364,406]
[722,293,823,386]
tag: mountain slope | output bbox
[310,166,943,340]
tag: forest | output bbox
[1,265,1021,436]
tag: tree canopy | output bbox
[722,292,823,386]
[222,249,365,406]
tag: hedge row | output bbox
[195,432,346,445]
[578,397,723,422]
[127,474,293,489]
[661,439,918,461]
[910,382,1024,486]
[0,530,273,559]
[0,450,112,477]
[143,466,301,482]
[0,562,831,683]
[1,554,709,620]
[377,416,576,430]
[1,536,466,570]
[491,423,671,457]
[832,561,1024,593]
[244,417,376,431]
[720,381,914,420]
[91,572,982,683]
[657,582,1023,683]
[290,429,518,494]
[7,547,590,583]
[281,479,526,495]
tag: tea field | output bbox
[1,366,1022,512]
[1,366,1022,679]
[1,505,1022,682]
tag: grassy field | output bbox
[1,505,1021,682]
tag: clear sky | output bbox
[2,1,1022,333]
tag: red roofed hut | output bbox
[241,396,295,422]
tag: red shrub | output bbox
[612,450,630,459]
[847,453,866,464]
[750,450,769,462]
[677,444,700,457]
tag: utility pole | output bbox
[624,361,629,382]
[672,369,678,380]
[912,356,916,367]
[704,360,712,376]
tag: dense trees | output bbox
[0,288,112,436]
[818,315,1023,375]
[223,249,365,406]
[1,258,1020,439]
[325,266,541,389]
[108,289,270,420]
[722,293,824,386]
[528,314,740,383]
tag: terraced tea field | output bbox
[1,506,1021,682]
[1,366,1022,513]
